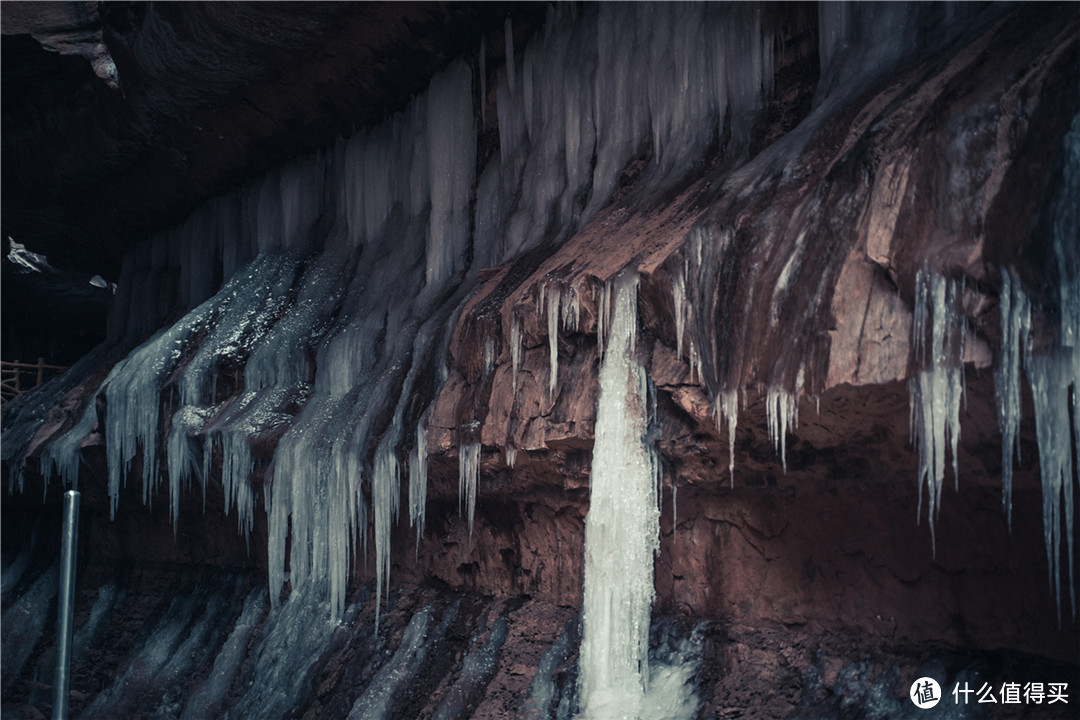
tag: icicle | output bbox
[373,437,401,629]
[713,390,739,486]
[511,314,523,393]
[1026,108,1080,623]
[458,443,481,539]
[39,399,96,495]
[479,36,487,128]
[483,336,497,376]
[672,474,678,544]
[504,18,516,94]
[165,406,213,533]
[672,261,688,359]
[765,387,798,473]
[596,280,613,361]
[562,283,580,332]
[908,268,966,557]
[425,59,476,286]
[1027,351,1078,624]
[994,269,1030,531]
[688,338,700,385]
[547,283,561,403]
[579,273,659,718]
[409,416,429,552]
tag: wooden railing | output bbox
[1,358,68,404]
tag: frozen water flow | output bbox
[578,273,661,719]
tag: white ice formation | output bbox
[578,273,662,718]
[908,269,966,557]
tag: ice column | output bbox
[578,273,660,719]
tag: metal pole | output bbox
[52,490,80,720]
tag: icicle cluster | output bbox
[908,269,966,556]
[475,4,773,266]
[766,387,799,473]
[991,112,1080,622]
[578,273,661,719]
[994,267,1078,624]
[11,4,780,629]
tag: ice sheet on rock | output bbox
[70,580,122,665]
[182,587,268,720]
[80,583,214,719]
[0,560,58,684]
[431,615,509,720]
[520,626,572,719]
[579,273,661,719]
[225,586,355,720]
[347,602,457,720]
[1,546,33,605]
